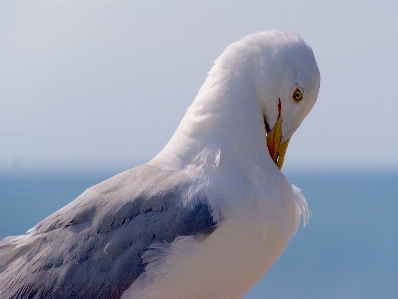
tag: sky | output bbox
[1,1,398,175]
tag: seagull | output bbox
[0,30,320,299]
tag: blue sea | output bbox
[1,171,397,298]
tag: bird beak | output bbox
[266,100,290,169]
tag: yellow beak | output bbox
[266,114,290,170]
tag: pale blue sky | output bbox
[1,1,398,175]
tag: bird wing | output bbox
[0,163,217,299]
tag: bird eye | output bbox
[292,88,303,102]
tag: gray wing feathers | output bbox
[0,163,217,299]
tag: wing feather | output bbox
[0,163,217,299]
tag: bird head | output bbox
[155,31,320,172]
[251,31,320,169]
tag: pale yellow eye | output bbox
[292,88,303,102]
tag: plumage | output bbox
[0,30,320,299]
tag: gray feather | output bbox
[0,163,217,299]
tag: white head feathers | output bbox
[154,30,320,172]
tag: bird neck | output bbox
[152,67,276,174]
